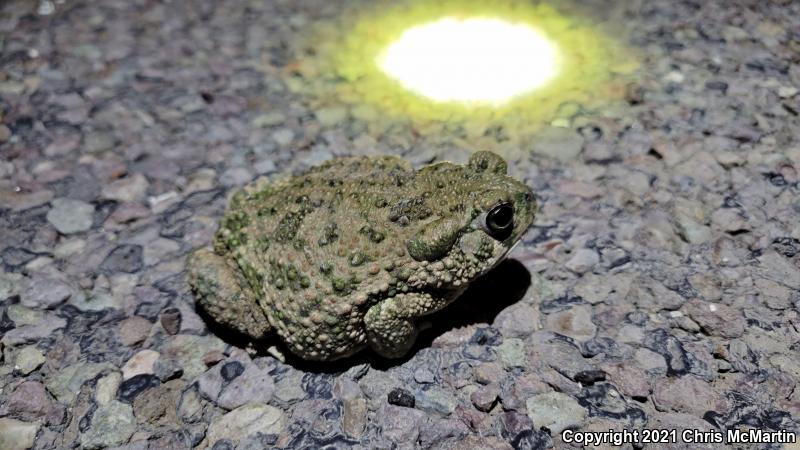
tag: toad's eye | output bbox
[485,202,514,240]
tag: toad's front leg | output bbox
[186,248,271,340]
[364,292,448,358]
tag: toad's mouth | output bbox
[489,239,520,270]
[409,284,468,302]
[412,254,516,300]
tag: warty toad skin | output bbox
[187,151,537,361]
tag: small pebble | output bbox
[387,388,415,408]
[160,308,182,335]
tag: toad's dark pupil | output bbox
[486,202,513,238]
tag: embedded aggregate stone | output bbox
[0,381,65,425]
[492,302,538,338]
[95,372,122,405]
[117,316,153,346]
[272,372,307,405]
[100,173,149,203]
[419,417,470,448]
[413,367,436,384]
[526,392,588,434]
[46,198,95,234]
[469,383,500,412]
[201,403,286,449]
[414,386,457,417]
[178,388,205,424]
[117,374,161,403]
[100,244,144,273]
[653,375,730,415]
[342,397,369,438]
[681,299,745,338]
[13,345,45,375]
[132,379,183,426]
[121,349,160,380]
[497,337,528,369]
[530,126,585,161]
[45,361,114,404]
[0,418,40,450]
[387,388,416,408]
[2,0,799,447]
[79,400,137,449]
[19,275,73,309]
[217,363,275,410]
[378,404,427,443]
[499,411,534,440]
[159,307,182,335]
[159,334,227,379]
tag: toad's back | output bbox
[214,156,430,358]
[189,151,536,361]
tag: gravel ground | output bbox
[1,0,800,449]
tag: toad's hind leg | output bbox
[364,292,447,358]
[186,248,271,340]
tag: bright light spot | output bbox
[379,18,560,104]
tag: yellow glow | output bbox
[293,0,640,143]
[379,18,560,104]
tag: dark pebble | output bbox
[511,429,553,450]
[644,329,692,376]
[92,199,117,227]
[723,195,742,208]
[574,370,606,385]
[578,124,604,141]
[0,310,16,334]
[387,388,415,408]
[220,361,245,382]
[539,296,585,314]
[301,373,333,399]
[769,174,787,187]
[578,384,647,426]
[278,423,357,449]
[772,237,799,258]
[78,408,92,433]
[705,80,729,93]
[117,374,161,403]
[469,327,503,346]
[625,82,645,105]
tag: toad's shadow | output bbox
[408,258,531,357]
[201,259,531,373]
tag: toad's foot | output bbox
[364,292,447,359]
